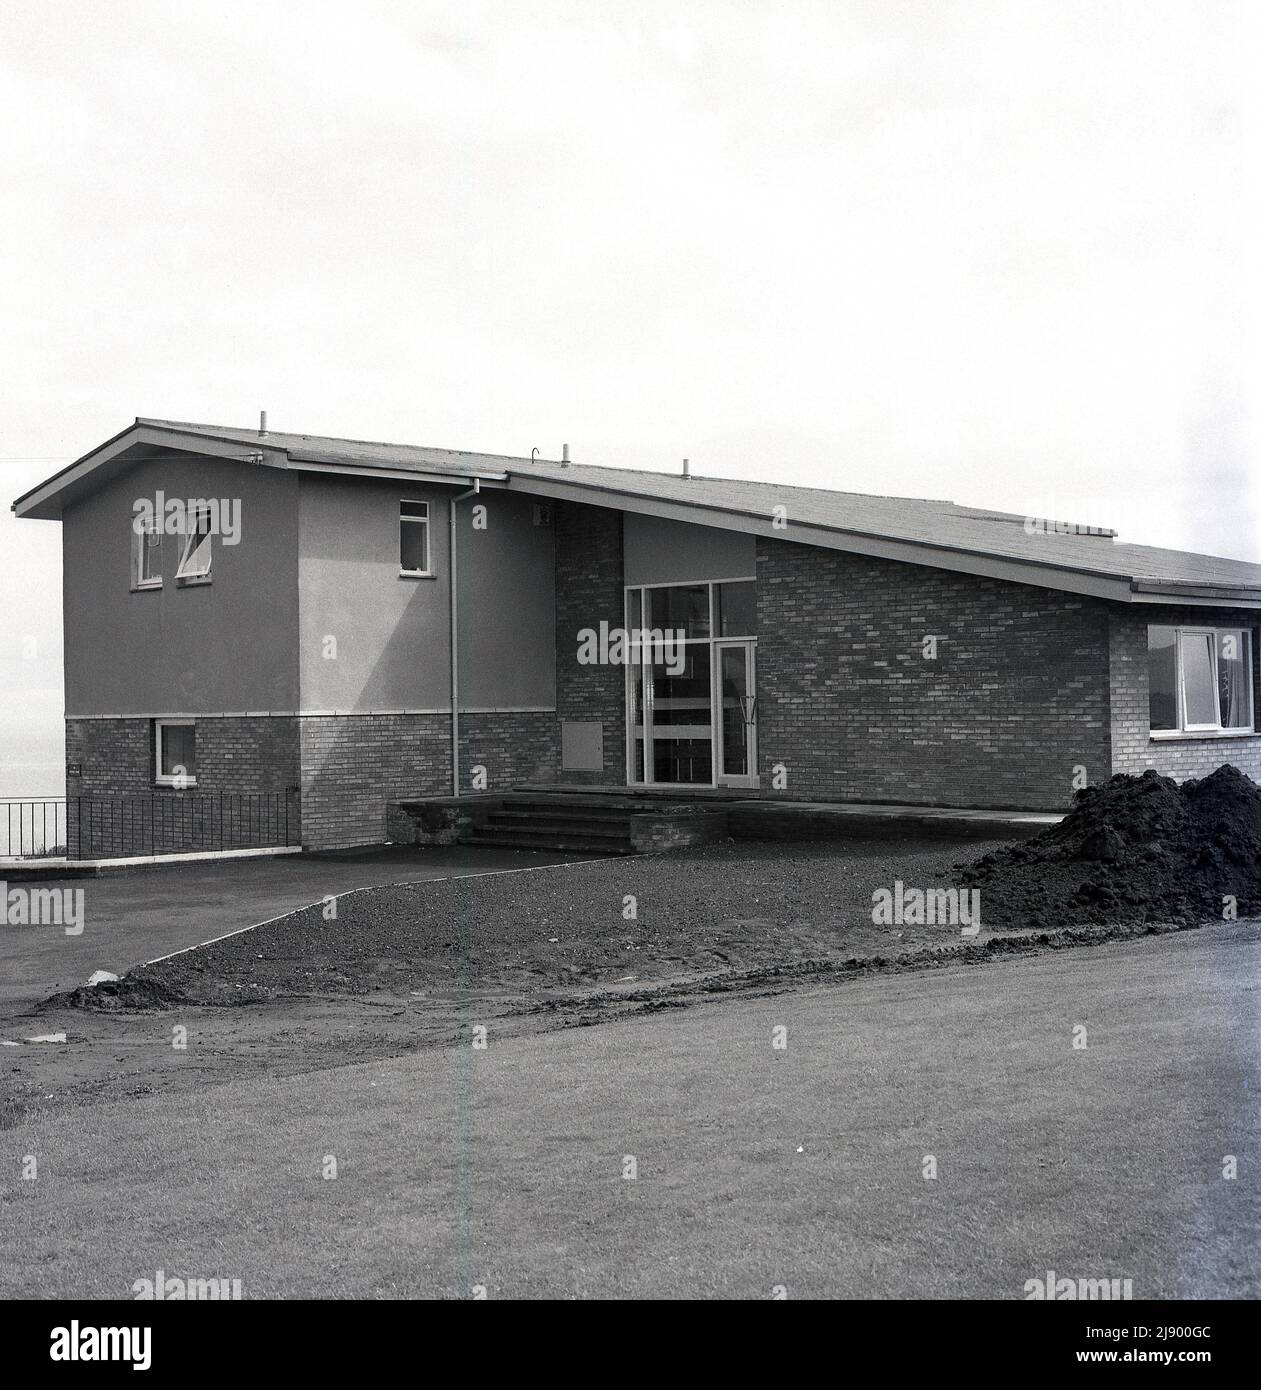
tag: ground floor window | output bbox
[154,720,197,786]
[1148,625,1254,734]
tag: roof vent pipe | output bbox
[682,457,690,479]
[259,411,268,437]
[561,443,570,468]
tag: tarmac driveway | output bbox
[0,845,596,1010]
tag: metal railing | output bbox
[0,791,301,860]
[1,798,68,859]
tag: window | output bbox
[1148,626,1254,735]
[649,584,710,639]
[400,500,431,575]
[154,720,196,787]
[175,506,213,581]
[716,581,756,636]
[132,519,162,589]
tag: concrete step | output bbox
[487,810,632,836]
[464,832,636,855]
[498,800,640,821]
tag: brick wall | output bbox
[459,712,558,790]
[553,501,625,785]
[63,715,300,857]
[65,718,153,797]
[296,712,560,850]
[1109,606,1261,781]
[298,713,448,849]
[753,538,1112,810]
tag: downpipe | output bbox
[449,478,481,796]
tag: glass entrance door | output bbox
[715,640,757,787]
[624,581,757,789]
[632,644,713,785]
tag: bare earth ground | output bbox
[1,836,1258,1298]
[3,836,1249,1127]
[3,836,1100,1120]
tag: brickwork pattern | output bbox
[63,715,300,856]
[754,538,1112,810]
[1109,606,1261,781]
[553,501,625,785]
[298,713,448,849]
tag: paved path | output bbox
[0,845,595,1007]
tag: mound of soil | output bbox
[956,765,1261,928]
[46,970,188,1013]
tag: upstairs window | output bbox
[175,506,213,581]
[400,500,431,576]
[1148,625,1254,734]
[132,520,162,589]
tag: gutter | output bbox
[1128,580,1261,605]
[449,478,482,795]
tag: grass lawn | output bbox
[4,923,1258,1298]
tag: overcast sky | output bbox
[1,0,1258,783]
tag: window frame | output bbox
[154,719,198,788]
[174,506,213,582]
[131,518,163,590]
[399,499,433,578]
[1149,624,1255,739]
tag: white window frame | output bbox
[154,719,197,787]
[131,518,162,590]
[1150,625,1255,739]
[399,499,432,577]
[174,506,213,581]
[623,577,759,788]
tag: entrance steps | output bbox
[387,789,1062,856]
[464,799,639,855]
[388,792,731,855]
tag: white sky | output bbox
[1,0,1259,774]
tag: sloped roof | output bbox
[13,416,1261,605]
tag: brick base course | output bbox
[64,716,301,856]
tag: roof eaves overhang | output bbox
[1128,580,1261,609]
[286,455,510,487]
[501,470,1140,603]
[11,422,289,519]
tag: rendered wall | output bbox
[623,513,755,586]
[62,449,300,716]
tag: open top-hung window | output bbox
[399,500,431,575]
[1148,625,1254,734]
[175,506,213,580]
